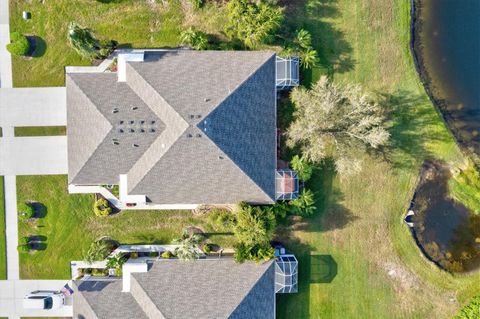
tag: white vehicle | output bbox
[23,291,65,310]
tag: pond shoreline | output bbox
[409,0,479,165]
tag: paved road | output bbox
[0,280,73,318]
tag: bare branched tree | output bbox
[287,76,389,175]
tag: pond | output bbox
[410,161,480,273]
[412,0,480,156]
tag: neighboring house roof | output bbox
[67,50,277,204]
[73,259,275,319]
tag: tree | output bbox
[83,239,112,263]
[173,229,203,261]
[234,205,276,246]
[7,32,30,56]
[281,29,319,69]
[287,76,389,175]
[180,27,209,50]
[454,295,480,319]
[289,188,316,216]
[225,0,283,49]
[290,155,313,181]
[18,202,35,220]
[68,22,116,60]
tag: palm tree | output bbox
[300,48,319,69]
[173,229,203,261]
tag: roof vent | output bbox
[190,115,195,119]
[131,106,138,110]
[204,98,210,102]
[112,108,119,113]
[140,129,145,133]
[196,115,202,119]
[130,129,135,133]
[187,133,193,138]
[150,128,155,133]
[196,133,202,138]
[113,141,119,145]
[130,120,135,124]
[118,129,124,133]
[218,156,224,160]
[132,144,139,148]
[140,120,145,124]
[151,120,156,124]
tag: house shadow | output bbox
[310,254,337,283]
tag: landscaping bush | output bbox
[18,202,35,220]
[289,188,317,216]
[190,0,203,9]
[290,155,313,182]
[19,236,31,246]
[161,251,173,259]
[17,244,30,253]
[7,32,30,56]
[208,209,236,229]
[234,242,274,263]
[91,268,108,276]
[94,198,112,217]
[148,251,159,257]
[173,229,203,261]
[180,27,209,50]
[203,243,213,254]
[130,251,138,259]
[83,239,113,263]
[68,22,116,60]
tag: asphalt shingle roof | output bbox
[67,50,277,204]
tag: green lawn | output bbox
[17,175,235,279]
[277,1,480,318]
[10,0,226,87]
[0,176,6,279]
[14,126,66,137]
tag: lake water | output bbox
[414,0,480,154]
[410,1,480,273]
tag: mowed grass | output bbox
[17,175,235,279]
[14,126,66,137]
[9,0,226,87]
[276,1,480,319]
[0,176,6,279]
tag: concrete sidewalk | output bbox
[4,176,19,280]
[0,0,12,88]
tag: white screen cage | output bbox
[276,56,300,90]
[275,169,299,200]
[275,254,298,293]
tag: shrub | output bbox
[225,0,284,48]
[68,22,116,60]
[208,209,236,229]
[173,229,203,261]
[130,251,138,259]
[106,254,127,270]
[234,242,274,263]
[161,250,173,259]
[190,0,203,9]
[203,243,213,254]
[290,155,313,182]
[454,295,480,319]
[83,239,113,263]
[180,27,209,50]
[234,205,276,246]
[18,202,35,220]
[91,268,107,276]
[289,188,316,216]
[94,198,112,217]
[149,251,159,257]
[19,236,31,246]
[7,32,30,56]
[17,244,30,253]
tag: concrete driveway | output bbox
[0,280,73,318]
[0,136,68,175]
[0,87,67,127]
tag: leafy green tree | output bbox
[287,76,389,176]
[290,155,313,181]
[173,229,203,261]
[68,22,116,60]
[289,188,316,216]
[225,0,283,49]
[106,254,127,271]
[234,205,276,246]
[299,48,319,69]
[6,32,30,56]
[281,29,318,69]
[83,239,112,263]
[180,27,209,50]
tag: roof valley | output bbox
[125,63,189,193]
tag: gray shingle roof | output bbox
[73,259,275,319]
[67,50,277,204]
[74,280,148,319]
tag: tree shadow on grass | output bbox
[278,0,355,85]
[31,202,47,218]
[379,90,454,171]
